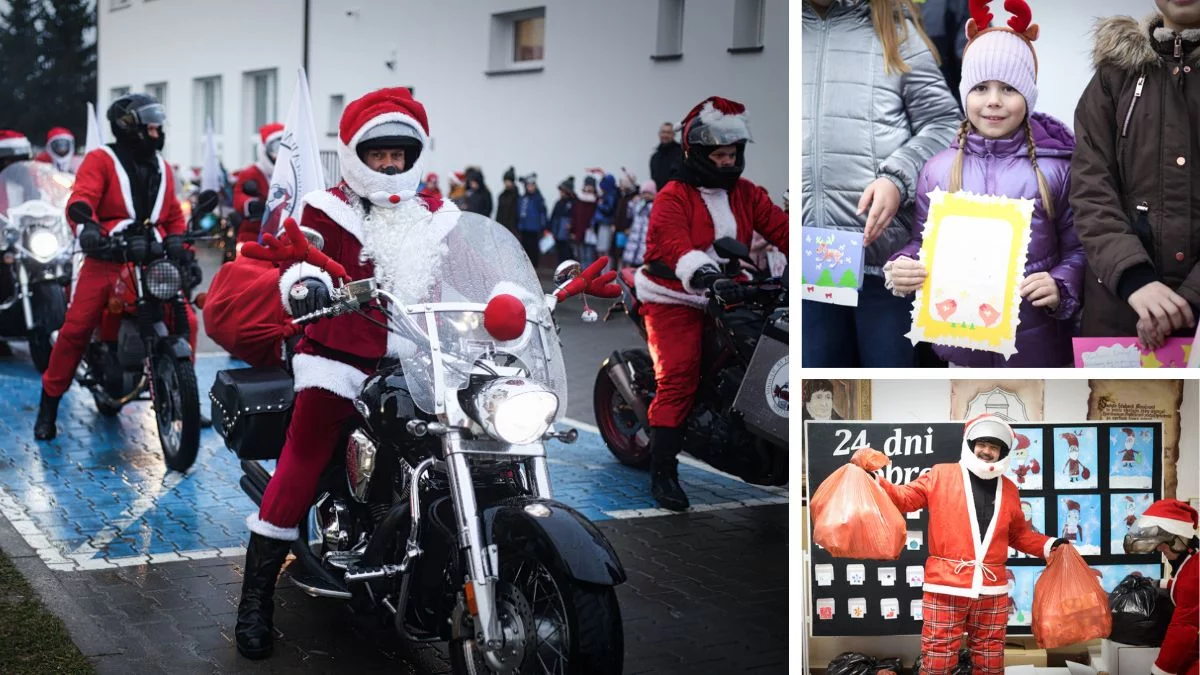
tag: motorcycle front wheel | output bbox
[150,354,200,472]
[27,328,51,373]
[448,551,623,675]
[593,348,654,470]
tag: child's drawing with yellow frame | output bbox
[906,189,1035,358]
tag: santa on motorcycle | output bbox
[232,122,284,246]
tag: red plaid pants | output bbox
[920,590,1008,675]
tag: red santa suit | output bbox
[33,127,80,174]
[41,145,193,398]
[1137,500,1200,675]
[633,97,787,428]
[233,123,283,244]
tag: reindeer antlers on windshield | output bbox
[240,217,349,281]
[554,257,621,302]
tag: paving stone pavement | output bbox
[0,247,788,674]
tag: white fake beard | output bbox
[360,199,447,304]
[960,445,1011,480]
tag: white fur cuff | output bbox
[675,250,717,294]
[291,353,367,400]
[1043,537,1055,559]
[246,513,299,541]
[633,267,707,309]
[279,262,335,316]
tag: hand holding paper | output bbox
[1128,281,1195,339]
[888,256,927,295]
[1020,271,1060,311]
[857,177,901,246]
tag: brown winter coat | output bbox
[1070,14,1200,337]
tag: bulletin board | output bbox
[803,420,1163,637]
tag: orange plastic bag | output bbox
[810,448,906,559]
[1032,545,1112,648]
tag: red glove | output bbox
[554,257,622,302]
[241,217,349,281]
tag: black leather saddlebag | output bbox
[209,367,294,460]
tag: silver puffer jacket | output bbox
[802,0,960,274]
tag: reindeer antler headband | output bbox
[965,0,1040,73]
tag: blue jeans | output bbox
[802,274,916,367]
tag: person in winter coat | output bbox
[418,171,442,199]
[591,173,620,268]
[448,170,467,208]
[35,94,198,440]
[802,0,961,367]
[1123,499,1199,675]
[650,122,683,191]
[870,415,1069,675]
[232,87,462,661]
[612,171,638,263]
[622,180,656,268]
[886,0,1085,367]
[635,96,787,511]
[33,127,80,174]
[463,167,493,217]
[233,123,284,245]
[495,166,519,234]
[919,0,971,101]
[570,175,599,263]
[549,176,576,265]
[516,173,548,265]
[1070,2,1200,351]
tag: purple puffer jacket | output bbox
[891,112,1085,367]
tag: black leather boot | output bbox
[235,532,292,660]
[34,390,61,441]
[649,426,689,511]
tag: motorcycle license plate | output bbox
[732,331,788,447]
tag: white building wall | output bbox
[98,0,788,201]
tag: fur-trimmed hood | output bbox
[1092,13,1200,70]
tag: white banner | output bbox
[200,117,221,193]
[263,67,326,238]
[84,102,105,154]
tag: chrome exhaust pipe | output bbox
[605,352,649,431]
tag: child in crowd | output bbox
[885,0,1084,368]
[549,176,576,266]
[801,0,960,367]
[621,180,657,268]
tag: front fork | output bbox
[444,431,553,651]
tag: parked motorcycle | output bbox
[72,191,220,472]
[0,161,73,372]
[213,213,626,674]
[593,237,788,486]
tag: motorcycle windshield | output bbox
[388,210,567,420]
[0,161,74,213]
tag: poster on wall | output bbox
[950,380,1045,422]
[1088,380,1182,499]
[804,420,1163,637]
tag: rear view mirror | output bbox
[713,237,750,262]
[242,180,260,197]
[298,225,324,251]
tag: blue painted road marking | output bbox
[0,355,785,571]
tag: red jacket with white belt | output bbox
[879,463,1054,598]
[1154,551,1198,675]
[634,178,787,309]
[67,146,184,238]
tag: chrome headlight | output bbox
[146,259,182,299]
[345,428,377,503]
[468,378,558,445]
[27,229,63,262]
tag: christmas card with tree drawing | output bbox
[907,190,1034,357]
[801,227,864,306]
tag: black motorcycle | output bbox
[593,237,789,486]
[0,161,73,371]
[213,212,625,673]
[72,191,220,472]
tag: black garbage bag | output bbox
[875,657,905,674]
[829,652,877,675]
[1109,573,1174,646]
[912,649,972,674]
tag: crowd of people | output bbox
[802,0,1200,368]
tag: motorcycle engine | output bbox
[307,494,358,564]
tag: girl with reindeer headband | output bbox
[885,0,1086,368]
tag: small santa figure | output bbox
[1021,500,1041,535]
[1010,433,1040,485]
[1061,433,1090,482]
[1062,499,1084,543]
[1123,495,1140,531]
[1118,427,1141,468]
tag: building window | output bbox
[193,76,222,161]
[110,86,130,102]
[730,0,765,52]
[327,94,345,136]
[111,0,131,10]
[145,82,167,108]
[653,0,685,60]
[487,7,546,75]
[243,69,277,162]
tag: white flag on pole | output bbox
[200,117,221,193]
[84,102,105,154]
[262,67,326,238]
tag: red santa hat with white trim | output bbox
[679,96,753,154]
[0,130,32,160]
[1137,499,1199,539]
[256,122,284,175]
[1061,432,1080,450]
[46,127,74,144]
[337,87,431,208]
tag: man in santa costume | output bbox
[234,87,462,660]
[869,414,1068,674]
[1124,499,1199,675]
[1009,433,1039,486]
[34,93,197,440]
[33,127,78,174]
[1118,427,1142,468]
[634,95,788,511]
[1060,432,1090,482]
[232,122,283,246]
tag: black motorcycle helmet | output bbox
[108,93,167,156]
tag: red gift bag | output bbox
[1032,544,1112,648]
[202,257,295,368]
[810,448,906,560]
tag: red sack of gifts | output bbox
[810,448,906,560]
[1032,544,1112,648]
[202,256,295,368]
